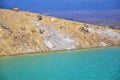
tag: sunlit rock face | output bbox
[41,27,79,50]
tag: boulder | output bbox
[13,8,20,12]
[20,26,26,31]
[37,15,42,21]
[79,27,89,34]
[39,27,45,34]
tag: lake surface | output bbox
[0,47,120,80]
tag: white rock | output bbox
[88,27,120,39]
[41,27,79,50]
[100,42,107,46]
[44,40,54,49]
[50,18,56,21]
[37,23,40,26]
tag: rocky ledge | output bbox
[0,9,120,56]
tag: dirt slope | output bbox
[0,9,120,56]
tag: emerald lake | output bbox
[0,47,120,80]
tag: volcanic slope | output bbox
[0,9,120,56]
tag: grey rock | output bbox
[79,27,89,34]
[39,27,45,34]
[0,22,10,29]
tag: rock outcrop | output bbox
[0,9,120,56]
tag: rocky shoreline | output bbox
[1,46,120,57]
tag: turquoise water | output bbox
[0,47,120,80]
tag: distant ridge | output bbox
[41,10,120,29]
